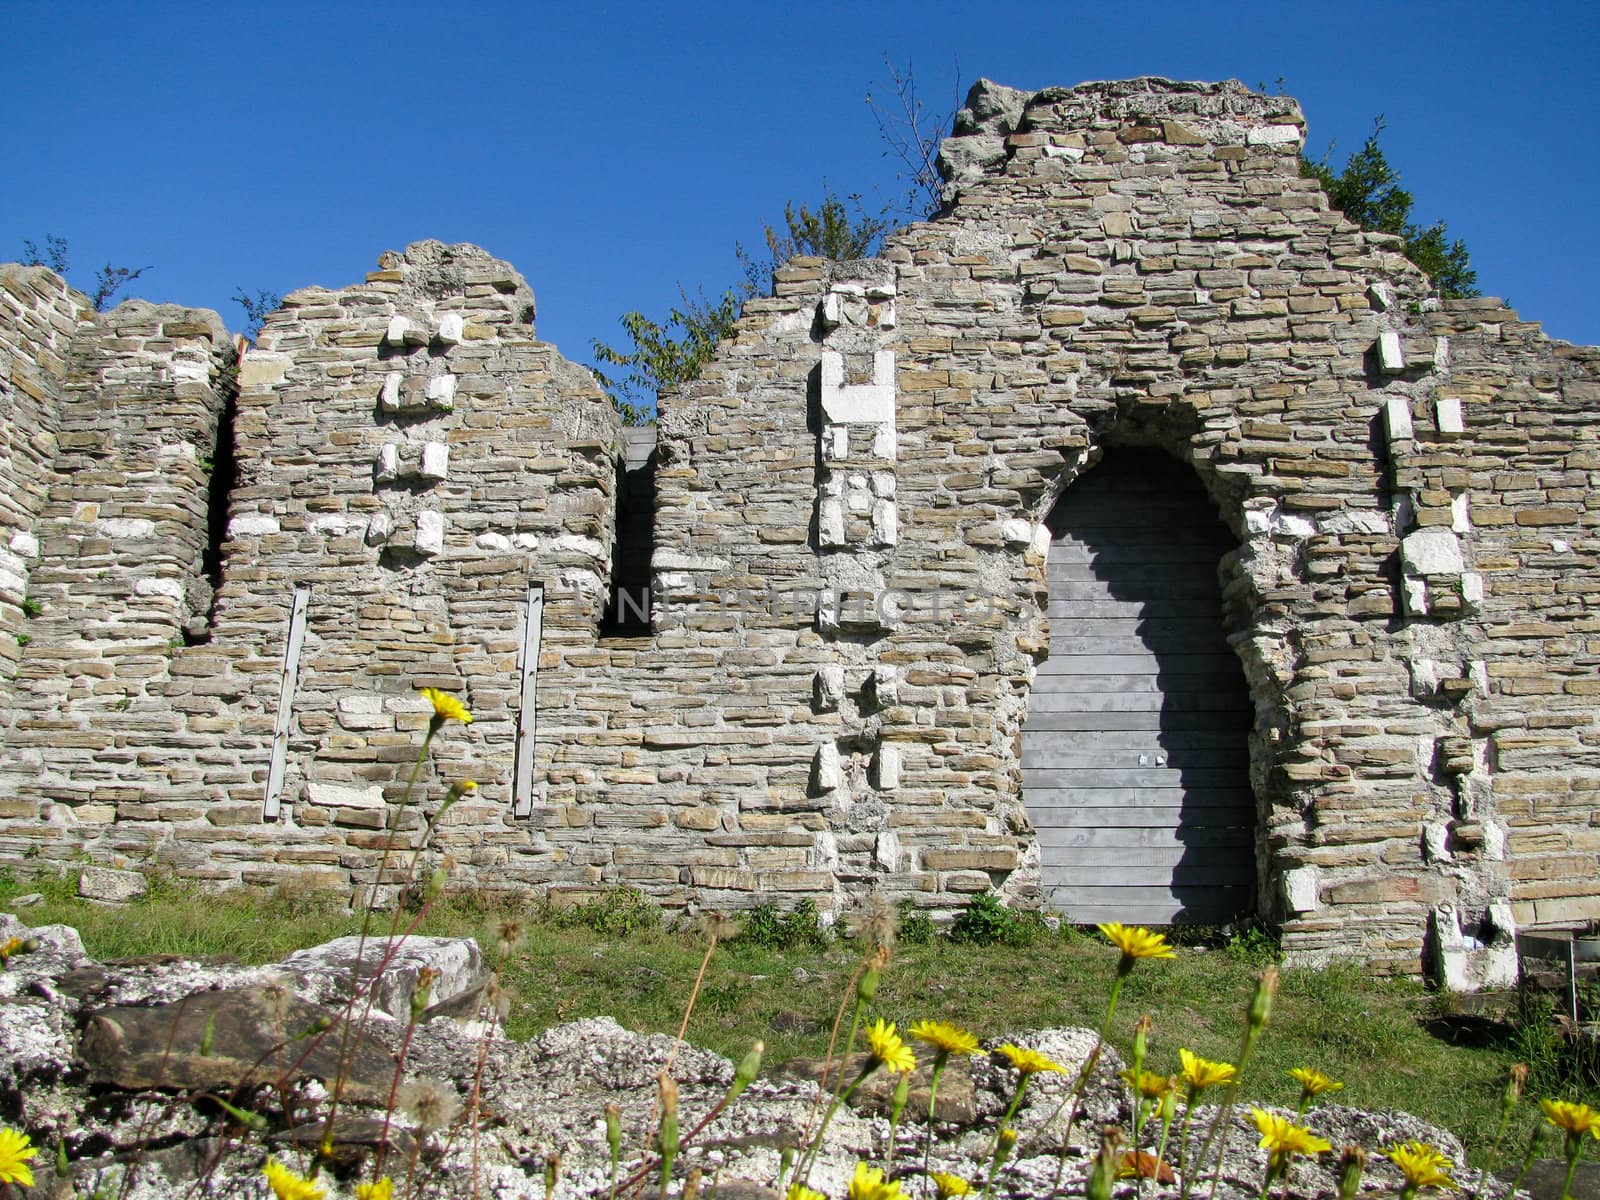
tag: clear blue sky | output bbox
[5,0,1597,366]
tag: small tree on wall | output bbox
[1300,118,1479,300]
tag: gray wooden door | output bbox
[1022,451,1255,924]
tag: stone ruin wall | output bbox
[0,78,1597,978]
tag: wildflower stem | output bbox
[1049,969,1128,1189]
[1149,1091,1178,1200]
[922,1049,950,1178]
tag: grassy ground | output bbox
[4,870,1591,1166]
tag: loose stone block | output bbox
[1434,396,1465,436]
[414,510,445,556]
[436,313,464,346]
[1383,396,1414,442]
[374,444,400,484]
[1377,331,1406,372]
[380,372,402,412]
[874,744,900,790]
[814,666,845,711]
[813,743,841,793]
[419,442,449,483]
[78,867,148,904]
[425,373,457,410]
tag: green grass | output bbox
[4,870,1590,1166]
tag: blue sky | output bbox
[5,0,1597,367]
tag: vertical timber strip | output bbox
[262,587,310,820]
[513,583,544,818]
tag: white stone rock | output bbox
[819,350,895,424]
[1246,124,1303,145]
[819,293,841,329]
[874,744,901,790]
[364,511,392,546]
[1384,396,1414,442]
[283,935,484,1022]
[872,499,898,545]
[8,531,38,558]
[1461,572,1484,609]
[380,371,402,412]
[818,498,845,546]
[871,300,896,330]
[815,665,845,711]
[308,514,358,536]
[227,514,280,537]
[872,422,897,460]
[436,312,465,345]
[1403,575,1429,616]
[1367,282,1394,311]
[132,577,185,600]
[1272,512,1316,539]
[78,866,148,904]
[873,830,901,872]
[872,664,899,706]
[1402,527,1465,576]
[426,373,457,409]
[305,781,386,809]
[414,510,445,556]
[1451,494,1471,532]
[1001,518,1034,546]
[236,354,288,389]
[337,694,384,715]
[1377,330,1405,372]
[420,442,449,482]
[476,532,512,552]
[374,444,400,484]
[1281,865,1320,913]
[384,315,412,346]
[1434,396,1465,436]
[813,743,842,792]
[99,518,155,539]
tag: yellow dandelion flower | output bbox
[864,1019,916,1074]
[1097,922,1177,961]
[0,1127,37,1187]
[996,1042,1066,1076]
[786,1185,828,1200]
[1384,1143,1456,1191]
[1540,1098,1600,1139]
[262,1158,326,1200]
[418,686,473,725]
[1178,1048,1237,1091]
[929,1172,973,1198]
[1251,1108,1333,1164]
[1287,1067,1343,1098]
[1122,1068,1176,1100]
[355,1180,394,1200]
[909,1019,980,1057]
[848,1161,904,1200]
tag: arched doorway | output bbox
[1022,449,1255,924]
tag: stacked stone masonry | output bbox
[1,78,1597,981]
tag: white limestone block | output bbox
[414,510,445,556]
[426,373,457,410]
[1402,527,1465,576]
[872,499,898,545]
[1281,865,1320,914]
[1246,124,1303,145]
[874,830,901,872]
[1424,821,1452,862]
[338,693,384,715]
[871,300,896,330]
[476,532,512,552]
[1451,494,1471,533]
[872,664,899,706]
[813,743,842,792]
[133,577,185,600]
[872,422,897,461]
[1272,512,1316,540]
[552,534,605,557]
[815,665,845,711]
[100,518,155,539]
[419,442,449,482]
[1461,572,1484,609]
[1403,575,1429,616]
[871,472,896,498]
[1434,336,1450,369]
[1367,282,1394,312]
[874,744,901,790]
[384,315,412,346]
[237,354,288,389]
[374,444,400,484]
[1001,518,1034,546]
[819,350,895,424]
[827,425,850,462]
[1434,396,1465,436]
[818,498,845,547]
[305,781,387,810]
[1383,396,1414,442]
[380,371,402,412]
[227,514,280,537]
[1243,504,1274,535]
[365,511,392,546]
[865,282,896,300]
[1030,523,1052,557]
[819,293,841,330]
[1377,330,1405,372]
[436,313,465,346]
[8,531,39,558]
